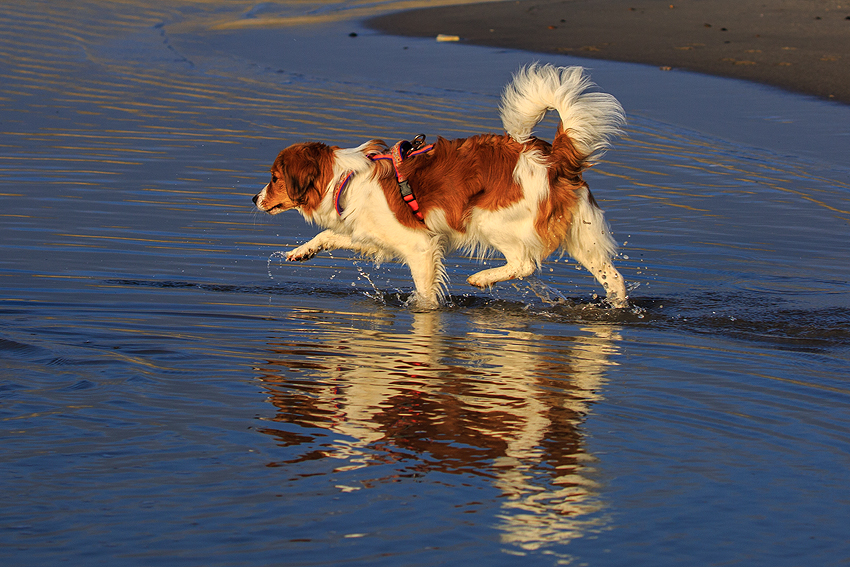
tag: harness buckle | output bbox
[398,179,414,199]
[410,134,427,152]
[398,180,424,221]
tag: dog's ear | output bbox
[279,143,333,206]
[285,148,320,204]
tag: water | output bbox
[2,1,850,565]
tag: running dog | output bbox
[253,64,627,308]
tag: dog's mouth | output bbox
[254,187,296,214]
[265,203,289,214]
[258,200,299,215]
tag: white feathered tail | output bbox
[499,64,625,161]
[500,64,628,306]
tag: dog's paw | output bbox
[466,274,490,289]
[286,246,319,262]
[605,293,629,309]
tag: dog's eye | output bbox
[271,175,278,183]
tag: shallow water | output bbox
[2,1,850,565]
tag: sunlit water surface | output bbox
[2,1,850,565]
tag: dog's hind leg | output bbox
[564,188,628,307]
[466,259,537,289]
[466,218,540,289]
[582,261,627,307]
[467,235,539,289]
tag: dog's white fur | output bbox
[254,64,627,308]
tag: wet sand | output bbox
[367,0,850,103]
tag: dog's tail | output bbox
[500,64,625,162]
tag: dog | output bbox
[253,64,628,308]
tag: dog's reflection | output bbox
[254,308,620,550]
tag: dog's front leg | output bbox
[286,230,348,261]
[286,230,379,261]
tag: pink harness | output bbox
[333,135,434,220]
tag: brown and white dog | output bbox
[253,64,628,308]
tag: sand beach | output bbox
[368,0,850,103]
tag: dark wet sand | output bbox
[367,0,850,104]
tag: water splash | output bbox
[510,276,569,308]
[266,251,289,279]
[353,261,386,305]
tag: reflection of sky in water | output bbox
[2,1,850,565]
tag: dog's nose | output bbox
[252,193,259,205]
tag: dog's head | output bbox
[253,142,335,215]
